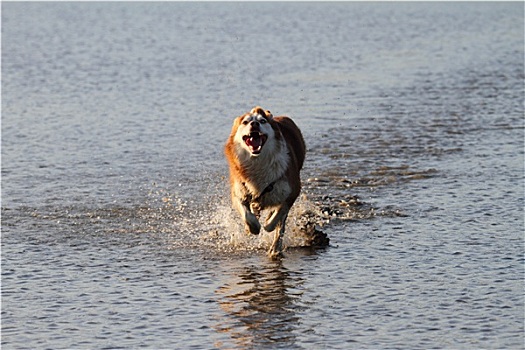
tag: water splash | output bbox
[156,187,330,254]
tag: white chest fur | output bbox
[237,138,290,197]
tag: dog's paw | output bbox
[243,211,261,235]
[268,248,284,260]
[263,211,278,232]
[268,240,284,259]
[245,221,261,235]
[264,217,282,232]
[263,223,275,232]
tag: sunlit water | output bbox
[2,3,524,349]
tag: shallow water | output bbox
[2,2,524,349]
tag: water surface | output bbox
[2,3,524,349]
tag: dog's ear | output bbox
[265,109,273,120]
[230,114,244,135]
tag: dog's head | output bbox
[230,106,276,157]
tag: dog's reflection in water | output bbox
[215,252,315,349]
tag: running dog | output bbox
[224,106,306,257]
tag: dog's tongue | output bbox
[246,135,262,150]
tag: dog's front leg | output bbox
[263,204,289,232]
[232,182,261,235]
[233,198,261,235]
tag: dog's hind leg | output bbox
[268,213,287,258]
[265,204,289,256]
[266,205,290,258]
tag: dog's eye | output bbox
[260,119,267,124]
[242,120,249,125]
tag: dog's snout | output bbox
[250,120,260,127]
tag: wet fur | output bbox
[225,106,305,257]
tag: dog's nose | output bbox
[250,121,260,127]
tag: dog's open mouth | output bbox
[243,132,267,155]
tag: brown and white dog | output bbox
[225,106,306,257]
